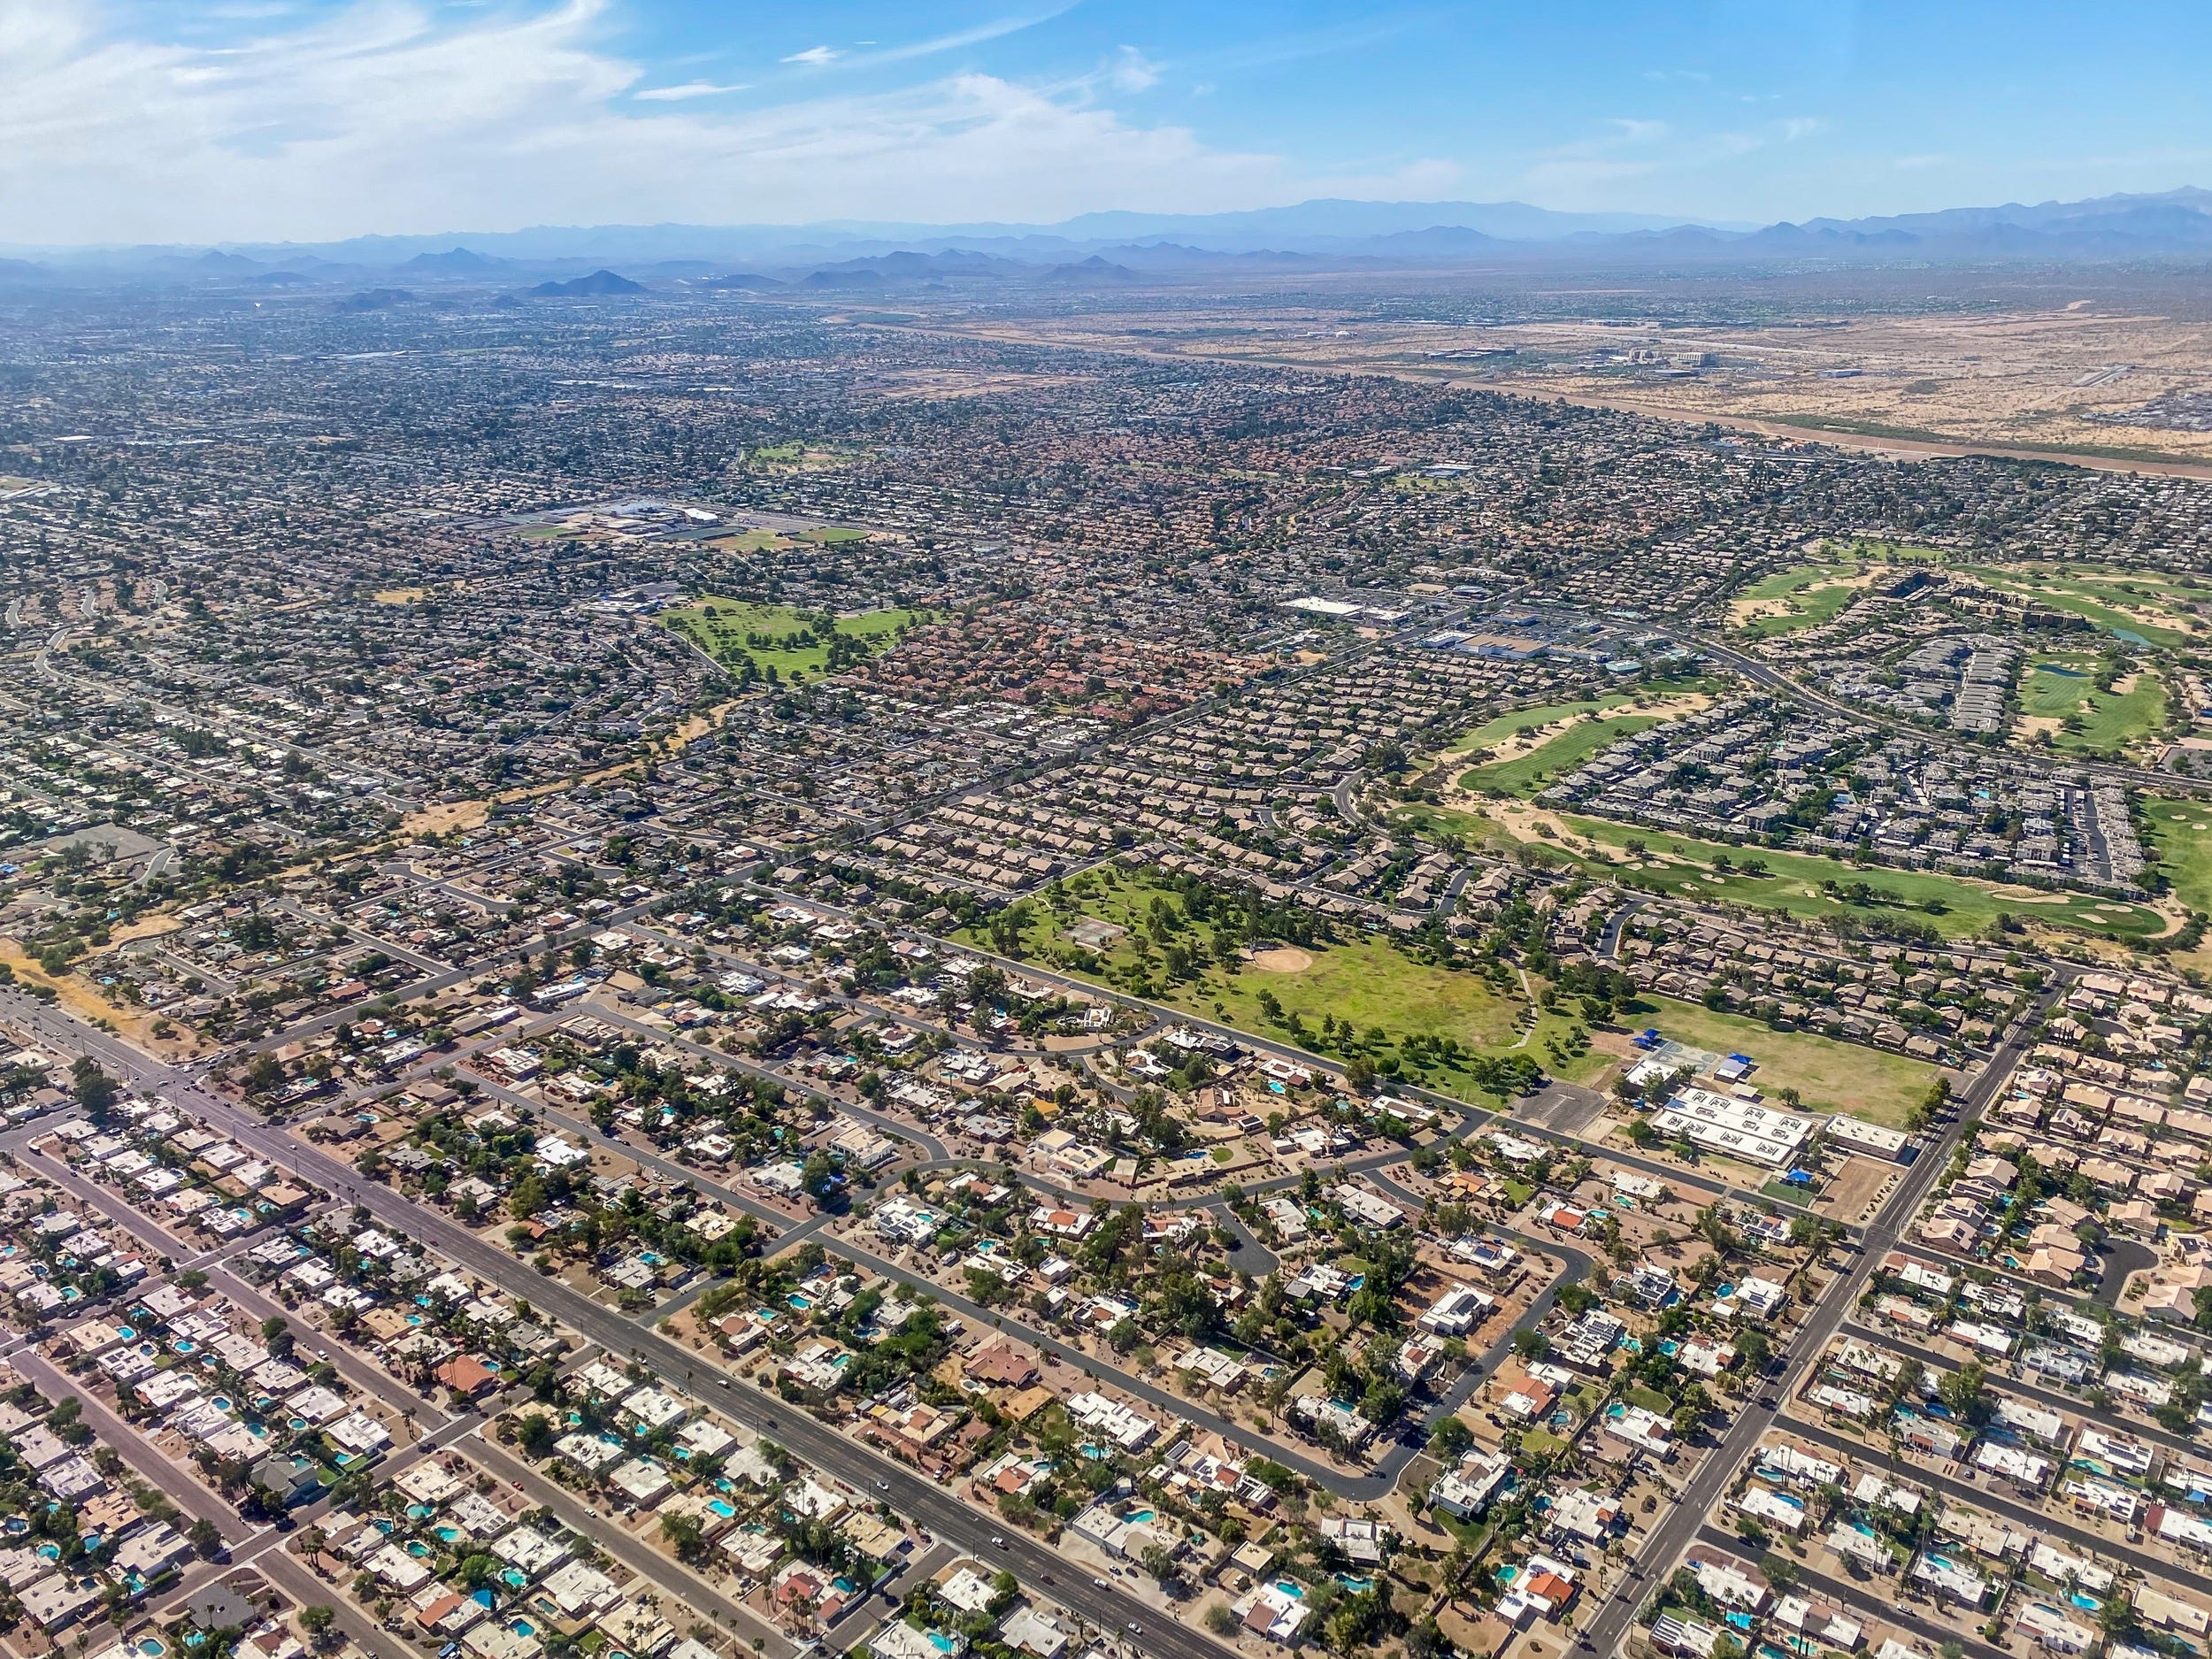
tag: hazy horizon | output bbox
[8,0,2212,246]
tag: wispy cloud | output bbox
[859,10,1073,68]
[780,44,839,65]
[1519,116,1766,208]
[634,81,748,102]
[0,0,1301,242]
[1779,116,1823,141]
[1104,45,1159,94]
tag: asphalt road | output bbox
[1774,1412,2212,1602]
[1676,628,2212,803]
[0,991,1215,1659]
[800,910,1827,1225]
[1571,980,2056,1656]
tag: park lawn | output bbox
[972,869,1544,1102]
[1624,993,1940,1126]
[1460,714,1661,796]
[662,598,926,681]
[2019,656,2169,755]
[2141,798,2212,914]
[1448,696,1634,755]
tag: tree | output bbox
[299,1607,337,1644]
[516,1414,557,1457]
[660,1512,705,1562]
[1937,1359,1993,1426]
[188,1517,223,1558]
[1430,1415,1475,1461]
[71,1057,119,1120]
[1138,1541,1184,1592]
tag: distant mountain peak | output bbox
[525,268,644,297]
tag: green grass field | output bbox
[2141,798,2212,914]
[1959,564,2200,647]
[1448,696,1636,755]
[1387,803,2167,941]
[662,599,926,682]
[707,526,872,553]
[1459,714,1661,796]
[1559,814,2167,940]
[967,869,1618,1099]
[1732,561,1867,638]
[2017,656,2168,756]
[1627,995,1940,1125]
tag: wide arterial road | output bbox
[0,990,1214,1659]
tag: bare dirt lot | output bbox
[923,286,2212,473]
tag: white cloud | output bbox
[780,44,839,65]
[1105,45,1159,93]
[633,80,748,102]
[0,0,1304,243]
[861,11,1071,68]
[1609,118,1671,143]
[1779,116,1823,141]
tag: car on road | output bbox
[876,1479,889,1491]
[992,1536,1008,1548]
[1094,1578,1110,1588]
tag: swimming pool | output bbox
[708,1500,737,1518]
[511,1621,537,1640]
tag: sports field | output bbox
[661,599,926,680]
[1627,995,1940,1126]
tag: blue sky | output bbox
[6,0,2212,243]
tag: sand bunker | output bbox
[1246,947,1315,972]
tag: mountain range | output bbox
[7,188,2212,291]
